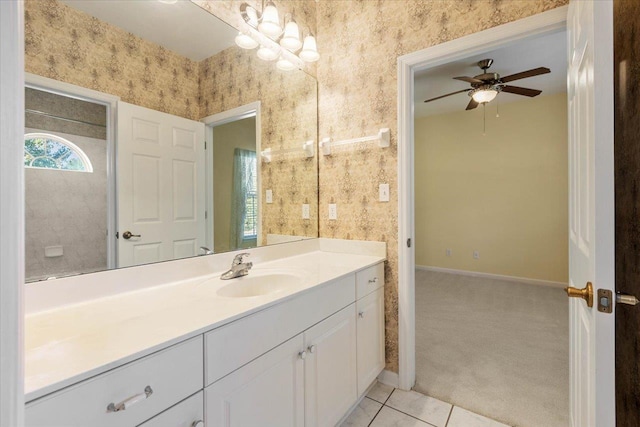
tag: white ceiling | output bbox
[414,30,567,118]
[61,0,238,62]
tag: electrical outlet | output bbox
[328,204,337,220]
[473,251,480,259]
[446,249,452,257]
[266,189,273,204]
[379,183,390,202]
[302,204,310,219]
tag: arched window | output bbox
[24,133,93,172]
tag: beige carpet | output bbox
[414,269,569,427]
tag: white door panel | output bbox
[567,1,615,426]
[117,102,205,267]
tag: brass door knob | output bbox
[122,231,141,240]
[565,282,593,307]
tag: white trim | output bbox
[397,6,568,391]
[377,369,399,388]
[201,101,262,249]
[416,265,567,288]
[25,73,120,270]
[0,1,25,425]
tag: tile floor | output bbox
[342,382,511,427]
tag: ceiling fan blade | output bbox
[454,76,484,84]
[466,98,479,110]
[424,89,470,103]
[501,85,543,97]
[500,67,550,83]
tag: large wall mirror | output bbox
[24,0,319,282]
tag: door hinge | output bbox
[115,231,119,239]
[205,210,208,219]
[204,141,207,150]
[407,238,411,248]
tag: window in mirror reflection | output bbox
[24,133,93,172]
[234,148,258,243]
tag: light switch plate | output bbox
[379,183,390,202]
[302,204,310,219]
[266,189,273,204]
[328,204,337,220]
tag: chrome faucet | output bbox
[221,253,253,280]
[200,246,213,255]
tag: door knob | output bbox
[565,282,593,307]
[122,231,141,240]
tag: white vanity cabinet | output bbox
[26,260,386,427]
[304,304,358,427]
[204,335,306,426]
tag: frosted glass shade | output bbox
[258,3,282,37]
[471,88,498,104]
[280,21,302,51]
[235,32,259,49]
[257,46,280,61]
[299,35,319,62]
[276,58,296,71]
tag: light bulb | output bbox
[158,0,177,4]
[258,2,282,38]
[276,58,296,71]
[257,46,280,61]
[299,35,319,62]
[235,32,259,49]
[471,88,498,104]
[280,21,302,51]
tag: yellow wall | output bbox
[212,117,257,253]
[414,93,568,283]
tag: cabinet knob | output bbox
[298,350,307,360]
[368,277,378,284]
[307,345,316,354]
[191,421,204,427]
[358,311,365,318]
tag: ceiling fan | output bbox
[424,59,551,110]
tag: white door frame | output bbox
[396,6,569,390]
[201,101,262,250]
[0,1,25,425]
[24,73,120,270]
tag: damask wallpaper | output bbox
[315,0,569,372]
[25,0,200,120]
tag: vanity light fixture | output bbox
[236,2,319,71]
[158,0,178,4]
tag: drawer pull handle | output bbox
[192,421,204,427]
[358,311,365,318]
[107,385,153,413]
[368,277,378,284]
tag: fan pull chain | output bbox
[483,103,486,136]
[496,94,500,118]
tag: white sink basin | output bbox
[211,270,307,298]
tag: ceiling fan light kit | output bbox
[235,2,319,71]
[424,58,551,111]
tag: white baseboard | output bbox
[416,265,567,289]
[377,369,400,388]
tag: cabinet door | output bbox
[205,335,304,427]
[138,391,203,427]
[304,304,357,427]
[357,287,385,395]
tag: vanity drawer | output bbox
[205,273,355,386]
[356,263,385,299]
[26,336,203,427]
[138,391,203,427]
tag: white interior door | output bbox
[117,102,205,268]
[567,1,615,426]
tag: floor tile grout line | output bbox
[366,388,394,427]
[444,405,454,427]
[379,404,439,427]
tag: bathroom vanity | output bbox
[24,239,386,426]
